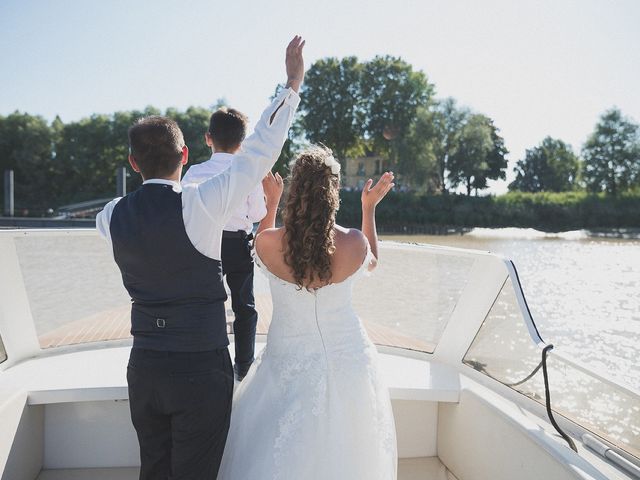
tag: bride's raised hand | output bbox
[257,172,284,235]
[361,172,395,211]
[262,171,284,210]
[285,35,305,92]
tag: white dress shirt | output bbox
[96,87,300,261]
[181,152,267,233]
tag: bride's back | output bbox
[256,145,374,292]
[254,224,374,359]
[254,225,370,290]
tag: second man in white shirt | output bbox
[182,107,265,381]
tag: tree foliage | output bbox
[448,114,507,195]
[298,56,511,194]
[0,105,213,213]
[509,137,580,192]
[359,55,434,159]
[0,112,54,213]
[298,55,435,182]
[429,98,469,193]
[582,108,640,195]
[299,57,365,162]
[396,107,438,190]
[3,53,639,221]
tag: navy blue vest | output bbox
[110,183,228,351]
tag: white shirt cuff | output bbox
[282,87,301,109]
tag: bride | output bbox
[218,146,397,479]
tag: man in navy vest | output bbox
[96,36,304,479]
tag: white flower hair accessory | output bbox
[324,155,341,175]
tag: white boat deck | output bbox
[0,343,460,407]
[37,468,137,480]
[36,457,456,480]
[2,344,460,480]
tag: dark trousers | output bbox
[127,347,234,480]
[221,231,257,379]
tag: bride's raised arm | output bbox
[360,171,395,270]
[256,171,284,235]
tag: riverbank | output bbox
[337,190,640,232]
[3,190,640,232]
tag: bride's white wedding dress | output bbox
[218,244,397,479]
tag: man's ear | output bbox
[205,132,213,148]
[128,154,141,173]
[181,145,189,165]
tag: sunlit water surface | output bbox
[382,228,640,391]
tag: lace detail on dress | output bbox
[269,347,328,477]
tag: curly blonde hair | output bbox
[282,145,341,289]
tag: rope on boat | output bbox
[542,344,577,452]
[503,360,543,387]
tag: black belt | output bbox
[222,230,253,240]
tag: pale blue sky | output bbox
[1,0,639,193]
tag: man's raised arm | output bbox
[193,36,305,224]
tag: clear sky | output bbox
[1,0,639,193]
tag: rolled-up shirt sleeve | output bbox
[247,183,267,224]
[95,197,122,244]
[195,88,300,225]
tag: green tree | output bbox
[274,118,306,177]
[509,137,580,192]
[299,56,365,163]
[429,98,469,193]
[105,107,164,193]
[53,107,161,203]
[475,119,508,193]
[0,112,55,213]
[448,114,507,196]
[54,114,118,203]
[582,108,640,195]
[396,107,438,190]
[360,56,434,164]
[166,106,211,164]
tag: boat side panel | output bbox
[0,238,41,369]
[44,400,139,469]
[0,393,43,480]
[392,399,438,458]
[437,376,611,480]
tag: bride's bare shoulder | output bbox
[334,225,367,254]
[255,228,284,257]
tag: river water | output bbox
[381,228,640,391]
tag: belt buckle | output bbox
[156,318,166,328]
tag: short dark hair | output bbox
[128,116,185,178]
[208,107,248,151]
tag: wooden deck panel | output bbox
[38,293,431,352]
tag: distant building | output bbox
[342,155,387,190]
